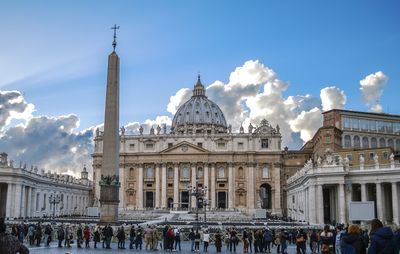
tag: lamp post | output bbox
[187,178,208,230]
[48,192,61,219]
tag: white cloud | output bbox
[0,114,94,177]
[289,108,323,142]
[0,90,34,130]
[320,86,347,111]
[360,71,388,112]
[166,60,332,147]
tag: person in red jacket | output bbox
[84,225,91,248]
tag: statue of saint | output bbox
[139,125,144,135]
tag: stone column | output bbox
[137,164,143,209]
[247,163,255,209]
[338,184,346,224]
[21,185,26,218]
[14,184,22,218]
[392,182,399,226]
[173,164,179,210]
[191,164,197,209]
[308,185,316,224]
[26,187,32,218]
[228,163,234,210]
[204,164,209,200]
[317,184,324,224]
[161,164,167,209]
[6,183,13,218]
[361,183,367,202]
[376,182,383,222]
[210,164,216,209]
[155,164,160,208]
[274,163,281,213]
[118,167,125,208]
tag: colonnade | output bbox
[3,183,90,219]
[129,162,279,213]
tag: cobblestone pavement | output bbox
[28,241,302,254]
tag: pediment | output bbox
[160,141,209,154]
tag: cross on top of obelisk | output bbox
[111,24,120,51]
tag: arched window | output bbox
[262,166,269,178]
[167,167,174,179]
[362,137,369,148]
[388,139,394,149]
[218,167,225,178]
[353,136,360,148]
[146,167,154,178]
[129,168,134,177]
[344,135,351,147]
[379,138,386,148]
[371,137,377,148]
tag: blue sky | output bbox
[1,1,399,129]
[0,1,399,175]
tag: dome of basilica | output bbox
[171,75,228,134]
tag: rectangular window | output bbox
[197,143,202,148]
[352,118,359,130]
[360,119,369,130]
[129,144,135,150]
[385,122,393,134]
[383,152,389,160]
[145,143,154,149]
[369,152,375,161]
[168,143,173,148]
[369,120,377,132]
[168,183,173,187]
[219,184,225,188]
[346,154,353,162]
[146,184,152,187]
[394,123,400,134]
[343,117,351,129]
[217,142,226,149]
[325,136,331,143]
[218,167,225,178]
[261,139,268,148]
[237,142,244,149]
[377,121,385,133]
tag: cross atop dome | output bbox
[193,74,206,97]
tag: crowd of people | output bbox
[1,217,400,253]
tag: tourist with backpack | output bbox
[174,227,181,251]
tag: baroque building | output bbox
[0,153,92,219]
[93,76,284,215]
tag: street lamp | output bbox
[48,192,61,219]
[187,178,208,230]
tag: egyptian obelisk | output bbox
[99,25,120,224]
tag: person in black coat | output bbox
[340,224,366,254]
[93,227,101,248]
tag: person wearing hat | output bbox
[0,218,29,254]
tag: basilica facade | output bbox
[92,76,284,215]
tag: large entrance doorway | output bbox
[260,184,272,209]
[181,191,189,209]
[167,198,174,209]
[145,192,154,208]
[217,192,227,209]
